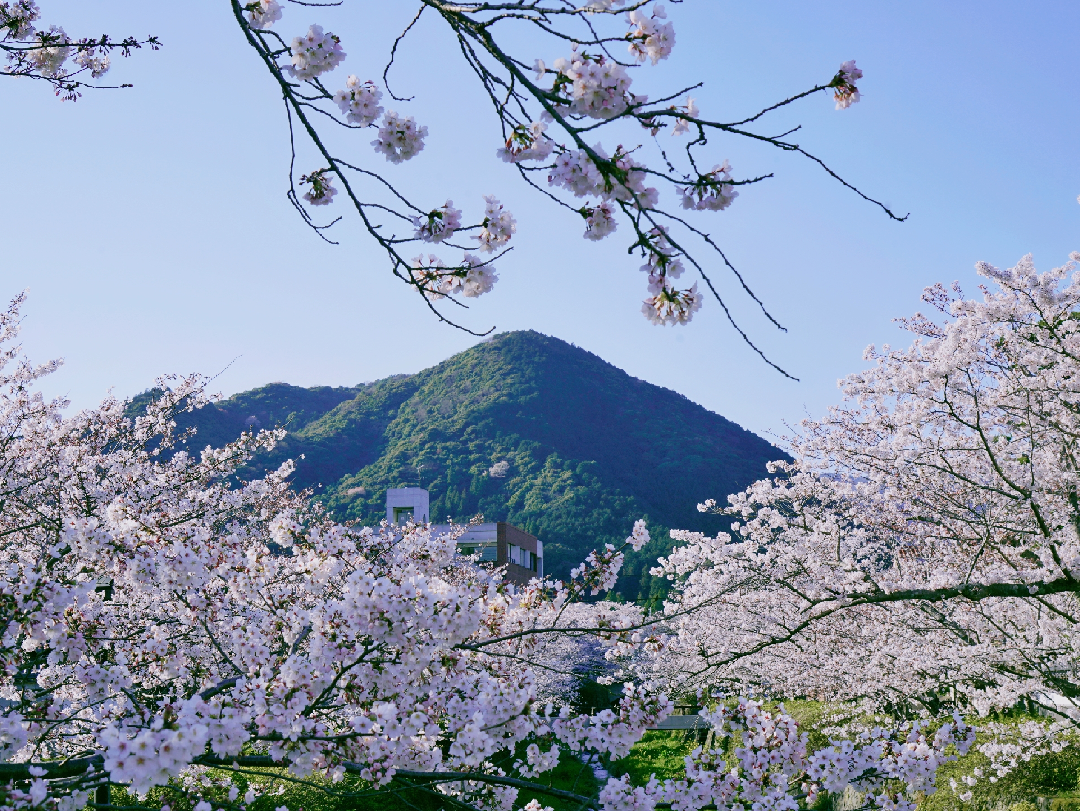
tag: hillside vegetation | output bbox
[136,331,784,597]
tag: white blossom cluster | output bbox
[72,43,108,77]
[0,0,38,39]
[411,253,499,300]
[497,121,553,164]
[583,201,618,241]
[413,200,461,243]
[475,195,516,253]
[642,283,703,325]
[372,110,427,163]
[626,4,675,65]
[24,23,67,76]
[549,145,655,211]
[244,0,281,30]
[287,24,344,81]
[679,161,738,211]
[299,168,336,206]
[833,59,863,109]
[461,253,500,297]
[545,50,633,119]
[806,717,975,811]
[333,75,383,127]
[670,96,699,136]
[637,226,702,325]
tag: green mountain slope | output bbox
[152,331,786,598]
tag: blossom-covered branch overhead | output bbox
[231,0,891,374]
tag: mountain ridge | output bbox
[139,330,786,598]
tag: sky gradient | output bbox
[4,1,1079,446]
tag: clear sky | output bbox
[4,1,1079,444]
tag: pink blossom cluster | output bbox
[413,200,462,243]
[474,195,516,253]
[497,121,553,164]
[299,168,336,206]
[411,253,499,300]
[333,75,383,127]
[287,24,344,81]
[546,50,633,120]
[548,146,656,216]
[833,59,863,109]
[626,4,675,65]
[372,110,427,163]
[244,0,281,30]
[680,161,738,211]
[583,201,618,241]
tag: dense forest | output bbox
[131,331,785,600]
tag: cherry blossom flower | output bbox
[626,4,675,65]
[474,195,516,253]
[333,75,383,127]
[287,24,344,81]
[832,59,863,109]
[642,282,702,325]
[371,110,427,163]
[583,201,618,241]
[462,253,498,297]
[413,200,461,243]
[299,168,336,206]
[670,96,698,136]
[679,161,738,211]
[550,50,632,119]
[72,45,108,78]
[497,121,553,163]
[245,0,282,30]
[26,25,69,77]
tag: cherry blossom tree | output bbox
[1,1,158,100]
[0,289,975,811]
[656,252,1080,735]
[229,1,899,373]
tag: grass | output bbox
[608,731,699,784]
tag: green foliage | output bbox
[143,331,782,584]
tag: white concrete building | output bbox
[385,487,429,524]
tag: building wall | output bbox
[429,522,544,585]
[385,487,430,524]
[498,523,543,585]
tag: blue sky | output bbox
[4,1,1078,444]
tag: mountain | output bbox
[136,331,786,600]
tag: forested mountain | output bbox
[134,331,785,601]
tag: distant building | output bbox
[385,487,429,524]
[432,521,543,586]
[386,488,542,586]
